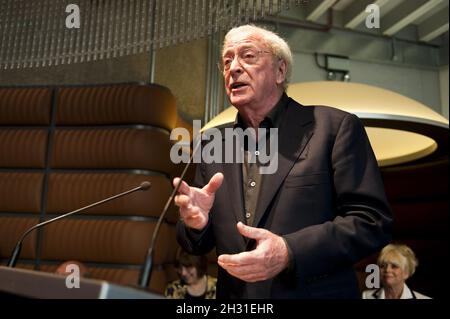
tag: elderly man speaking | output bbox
[173,24,392,299]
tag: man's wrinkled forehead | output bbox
[223,32,265,54]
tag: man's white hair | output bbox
[223,24,293,90]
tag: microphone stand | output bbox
[138,138,202,288]
[7,181,151,268]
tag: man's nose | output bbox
[229,56,243,73]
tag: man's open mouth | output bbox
[230,82,247,90]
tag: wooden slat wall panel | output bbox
[50,128,179,176]
[0,216,39,260]
[56,85,177,130]
[0,129,48,168]
[46,173,176,219]
[0,87,52,125]
[0,172,44,213]
[40,219,178,265]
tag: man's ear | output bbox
[276,59,287,85]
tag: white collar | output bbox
[376,283,414,299]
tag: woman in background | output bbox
[165,250,216,299]
[363,244,431,299]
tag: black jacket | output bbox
[177,97,393,299]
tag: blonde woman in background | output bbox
[363,244,431,299]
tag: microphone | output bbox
[7,181,151,268]
[138,138,201,288]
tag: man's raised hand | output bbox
[173,172,224,230]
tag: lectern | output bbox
[0,266,163,299]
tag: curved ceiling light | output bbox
[202,81,449,167]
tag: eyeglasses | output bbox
[218,48,271,73]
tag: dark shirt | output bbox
[234,93,289,226]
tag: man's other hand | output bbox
[217,222,290,282]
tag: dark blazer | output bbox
[177,97,393,299]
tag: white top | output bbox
[362,283,431,299]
